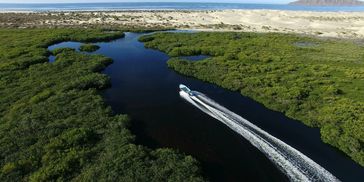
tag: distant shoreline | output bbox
[2,9,364,13]
[1,2,364,12]
[1,9,364,39]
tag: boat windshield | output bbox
[181,87,190,92]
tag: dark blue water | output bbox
[48,32,364,182]
[2,2,364,12]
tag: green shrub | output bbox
[79,44,100,52]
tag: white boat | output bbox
[179,84,195,96]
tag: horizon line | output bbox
[0,1,289,5]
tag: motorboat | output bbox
[179,84,195,96]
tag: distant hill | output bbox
[289,0,364,6]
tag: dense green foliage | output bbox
[79,44,100,52]
[140,32,364,166]
[0,29,204,181]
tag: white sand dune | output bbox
[2,10,364,39]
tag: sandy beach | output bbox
[2,10,364,39]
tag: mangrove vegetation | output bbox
[140,32,364,166]
[79,44,100,52]
[0,29,204,181]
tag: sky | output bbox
[0,0,293,4]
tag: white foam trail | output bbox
[180,91,340,182]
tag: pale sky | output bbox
[0,0,293,4]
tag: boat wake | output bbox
[179,90,340,182]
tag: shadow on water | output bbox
[48,32,364,182]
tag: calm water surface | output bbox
[48,32,364,182]
[2,2,364,12]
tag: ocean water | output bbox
[1,2,364,12]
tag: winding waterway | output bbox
[48,32,364,182]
